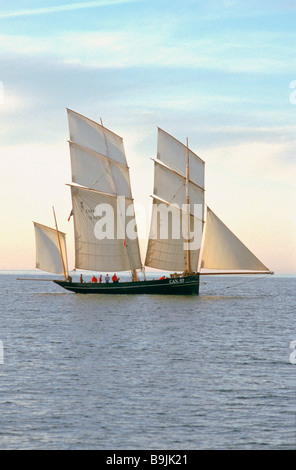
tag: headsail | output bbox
[67,109,142,274]
[34,222,68,276]
[145,128,205,273]
[200,207,271,272]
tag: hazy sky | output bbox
[0,0,295,272]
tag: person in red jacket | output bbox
[112,273,119,283]
[91,275,97,283]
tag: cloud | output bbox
[0,89,31,113]
[58,31,295,74]
[200,0,296,20]
[0,28,293,75]
[0,0,139,19]
[205,140,296,186]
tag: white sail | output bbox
[67,109,142,274]
[67,108,127,165]
[69,142,132,198]
[145,128,205,272]
[71,185,142,272]
[157,127,205,189]
[145,197,202,272]
[34,222,68,275]
[200,207,270,272]
[154,160,204,216]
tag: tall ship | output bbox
[33,109,272,294]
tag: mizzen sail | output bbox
[34,222,68,276]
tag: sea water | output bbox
[0,271,295,450]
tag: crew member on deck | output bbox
[80,274,84,283]
[92,275,97,283]
[112,273,119,283]
[105,274,110,283]
[99,275,102,283]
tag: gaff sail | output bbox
[67,109,142,274]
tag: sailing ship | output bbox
[33,109,272,295]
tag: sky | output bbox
[0,0,295,273]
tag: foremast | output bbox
[67,109,142,279]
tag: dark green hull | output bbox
[54,273,199,295]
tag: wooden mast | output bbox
[52,206,68,280]
[186,137,191,275]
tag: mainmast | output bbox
[144,128,205,273]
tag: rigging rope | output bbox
[226,274,271,289]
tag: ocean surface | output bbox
[0,270,295,450]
